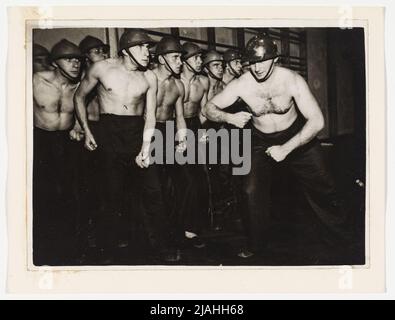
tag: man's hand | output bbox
[227,112,252,128]
[69,128,85,142]
[84,130,97,151]
[265,145,290,162]
[135,147,150,168]
[176,140,187,153]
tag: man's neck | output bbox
[54,68,75,87]
[156,65,173,81]
[208,75,222,87]
[223,71,235,85]
[181,66,195,82]
[122,56,139,71]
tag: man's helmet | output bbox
[118,29,156,55]
[243,34,279,64]
[79,35,109,54]
[50,39,83,61]
[155,36,185,56]
[202,50,223,67]
[223,49,242,63]
[182,42,203,60]
[33,43,49,57]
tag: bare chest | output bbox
[99,69,149,102]
[184,78,205,103]
[208,82,224,100]
[33,82,76,113]
[157,80,180,108]
[242,84,294,116]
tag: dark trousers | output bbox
[95,114,168,252]
[74,121,101,248]
[243,116,347,252]
[182,117,209,234]
[33,127,77,265]
[155,120,208,244]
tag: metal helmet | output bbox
[202,50,223,67]
[79,35,109,54]
[50,39,83,61]
[243,34,279,64]
[155,36,185,56]
[182,42,203,60]
[33,43,49,57]
[223,49,242,63]
[118,29,156,55]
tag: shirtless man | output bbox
[151,36,187,256]
[202,50,234,226]
[203,34,351,257]
[78,35,110,123]
[222,49,243,85]
[178,42,211,248]
[33,43,53,73]
[74,29,174,263]
[33,39,83,265]
[74,36,110,250]
[203,50,225,101]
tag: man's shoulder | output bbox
[197,74,209,87]
[91,58,117,72]
[143,69,157,85]
[275,66,300,79]
[34,70,56,83]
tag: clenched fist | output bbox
[228,112,252,128]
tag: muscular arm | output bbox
[141,70,158,152]
[282,73,325,153]
[74,63,100,133]
[175,81,187,141]
[199,77,209,123]
[202,79,240,123]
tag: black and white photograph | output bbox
[30,25,367,268]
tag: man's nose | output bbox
[142,47,150,56]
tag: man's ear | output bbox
[51,60,58,69]
[157,55,165,65]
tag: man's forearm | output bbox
[141,116,156,152]
[203,101,230,123]
[176,116,187,141]
[283,119,323,153]
[74,96,90,132]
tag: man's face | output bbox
[163,52,183,74]
[207,60,224,79]
[250,59,274,80]
[33,56,51,73]
[128,43,150,67]
[185,53,202,72]
[55,57,81,79]
[228,58,242,76]
[87,46,108,63]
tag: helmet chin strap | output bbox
[228,62,241,79]
[162,55,180,78]
[126,48,147,71]
[206,66,223,82]
[56,64,80,84]
[185,60,200,75]
[249,59,275,83]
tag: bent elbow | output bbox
[316,114,325,132]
